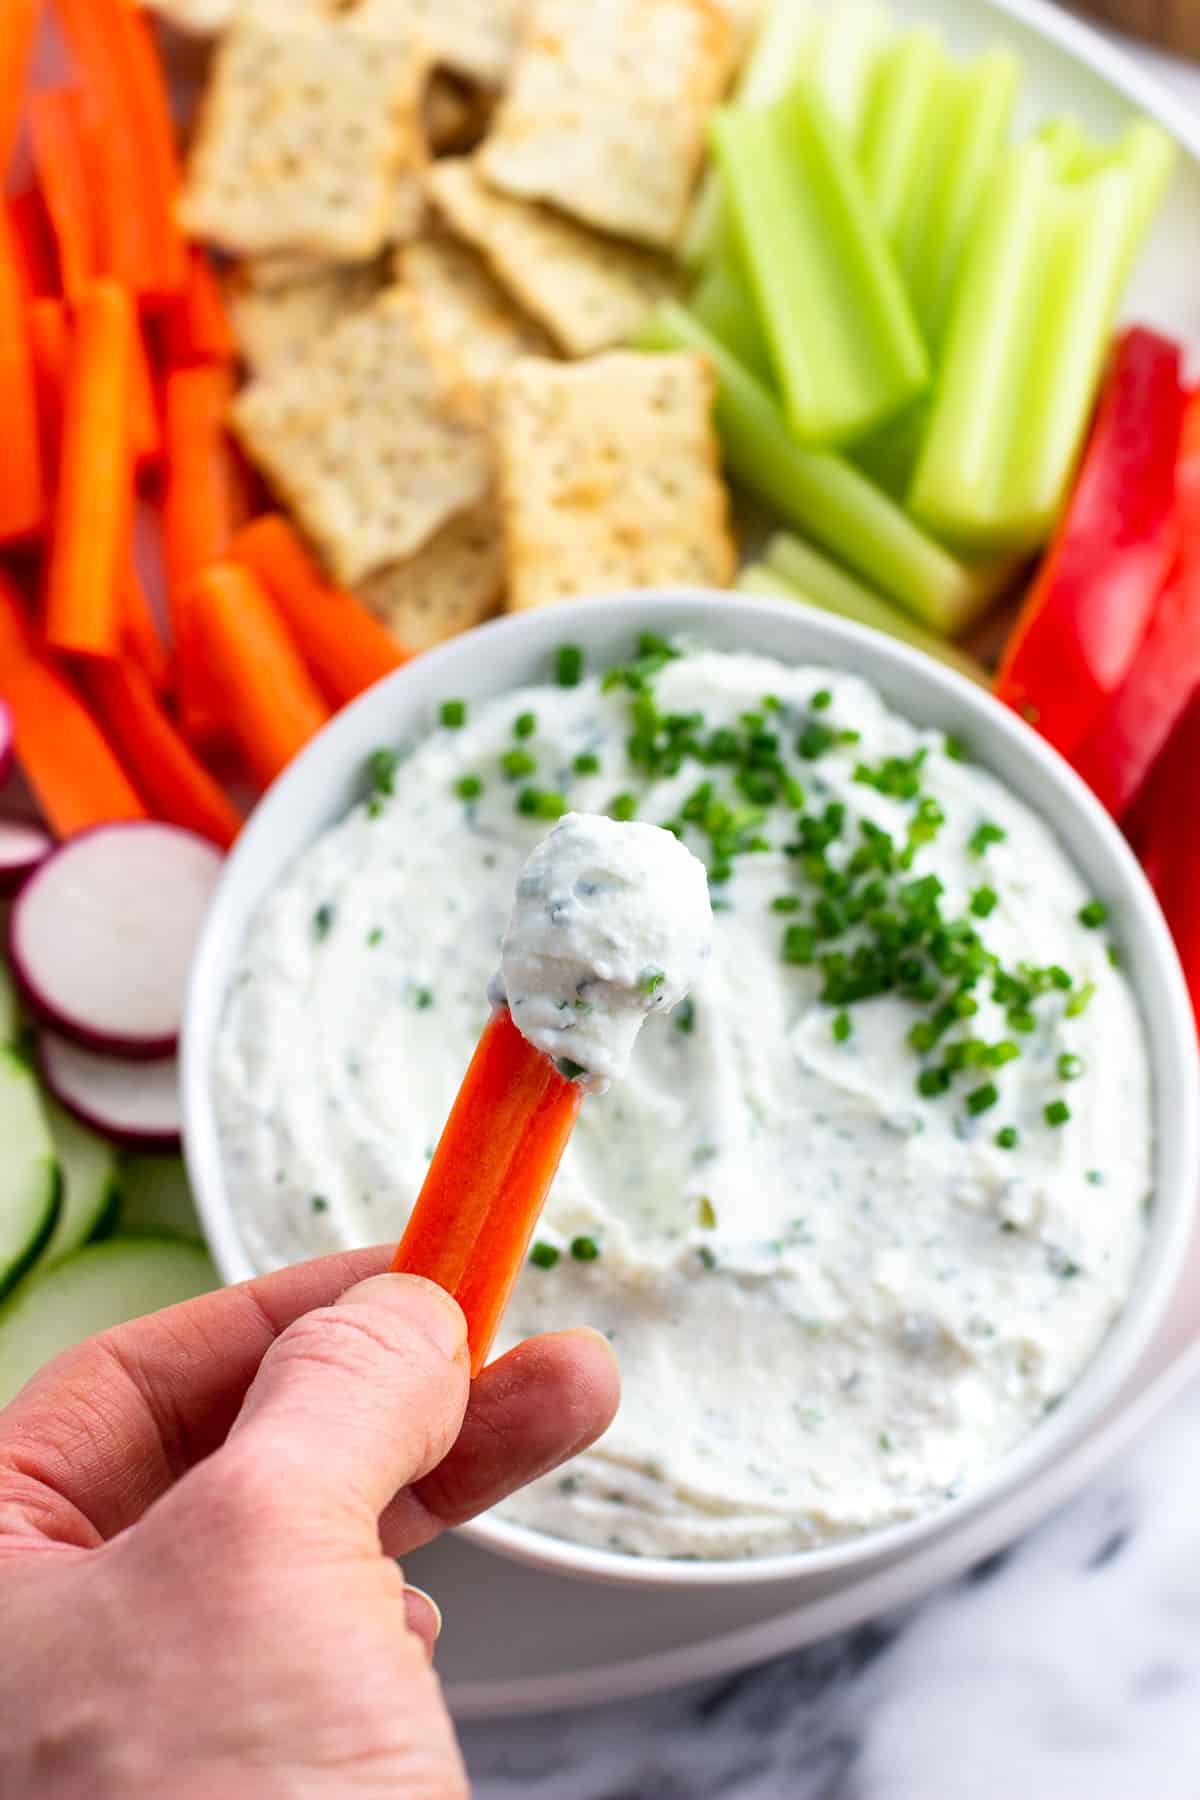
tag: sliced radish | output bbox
[0,698,13,790]
[39,1031,181,1151]
[0,821,53,897]
[9,822,222,1058]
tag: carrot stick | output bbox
[163,364,241,737]
[0,209,45,543]
[228,514,409,706]
[191,562,331,789]
[43,278,133,659]
[28,89,96,300]
[129,316,161,469]
[0,0,39,177]
[7,191,56,299]
[106,1,187,296]
[166,246,237,367]
[121,568,170,693]
[27,296,68,488]
[0,572,146,836]
[392,1007,585,1376]
[84,658,242,849]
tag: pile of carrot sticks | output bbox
[1,0,407,851]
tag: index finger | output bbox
[0,1246,393,1546]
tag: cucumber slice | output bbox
[0,1047,60,1301]
[40,1098,119,1266]
[0,1237,218,1408]
[116,1155,200,1240]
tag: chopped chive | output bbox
[413,987,434,1010]
[556,644,584,687]
[1045,1099,1071,1128]
[571,1235,601,1262]
[697,1245,718,1270]
[943,735,967,762]
[772,895,802,913]
[513,710,537,740]
[832,1010,852,1043]
[530,1241,560,1269]
[917,1066,952,1098]
[610,792,638,822]
[501,747,537,780]
[674,997,696,1035]
[368,747,398,795]
[366,927,383,947]
[697,1195,717,1228]
[811,688,833,711]
[518,787,568,819]
[639,967,666,996]
[968,821,1006,856]
[970,886,998,919]
[966,1082,999,1116]
[782,924,816,965]
[313,904,335,941]
[1078,900,1108,929]
[994,1126,1019,1150]
[1057,1052,1085,1081]
[1065,981,1096,1019]
[440,698,467,728]
[798,722,836,759]
[573,751,601,775]
[557,1058,588,1081]
[455,774,483,801]
[1107,944,1123,968]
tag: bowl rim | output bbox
[182,590,1200,1591]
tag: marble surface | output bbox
[461,28,1200,1798]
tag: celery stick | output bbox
[911,125,1174,552]
[859,28,948,251]
[740,548,990,686]
[715,87,929,445]
[635,304,1006,633]
[690,258,774,384]
[852,399,929,500]
[684,0,889,268]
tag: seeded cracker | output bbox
[231,288,491,586]
[351,0,527,89]
[179,18,430,264]
[479,0,736,250]
[495,353,736,612]
[396,239,555,406]
[358,498,505,649]
[426,160,679,359]
[226,262,385,377]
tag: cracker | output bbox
[231,287,492,586]
[479,0,736,249]
[142,0,238,31]
[426,159,680,359]
[226,261,384,377]
[350,0,526,88]
[397,238,554,405]
[179,18,430,263]
[494,352,736,612]
[358,497,505,648]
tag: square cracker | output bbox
[396,238,554,405]
[179,18,430,263]
[351,0,527,89]
[226,261,384,377]
[231,287,492,586]
[494,352,736,612]
[358,497,505,649]
[426,160,680,359]
[479,0,736,250]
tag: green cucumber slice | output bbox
[40,1098,119,1266]
[116,1154,200,1240]
[0,1236,218,1408]
[0,1047,60,1301]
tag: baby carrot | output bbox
[191,563,331,790]
[228,514,408,706]
[0,0,39,177]
[44,279,133,660]
[28,89,96,300]
[163,363,241,738]
[392,1007,585,1377]
[0,209,45,543]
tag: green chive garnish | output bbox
[995,1126,1019,1150]
[1078,900,1108,929]
[573,751,601,775]
[513,711,537,740]
[610,792,638,822]
[455,774,483,801]
[1045,1099,1071,1127]
[970,886,998,919]
[966,1082,999,1116]
[556,645,584,687]
[440,699,466,728]
[570,1236,600,1262]
[530,1242,560,1269]
[1057,1053,1085,1081]
[501,748,537,780]
[968,821,1006,857]
[832,1010,851,1042]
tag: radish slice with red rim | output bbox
[9,822,223,1058]
[0,699,13,790]
[0,822,53,897]
[38,1031,181,1151]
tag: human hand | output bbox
[0,1248,620,1799]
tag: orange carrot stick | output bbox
[0,0,39,176]
[28,89,95,300]
[0,573,146,836]
[228,514,409,706]
[0,210,45,543]
[392,1007,585,1376]
[166,246,237,367]
[43,278,133,659]
[129,316,161,469]
[7,190,56,299]
[163,363,241,736]
[84,658,242,849]
[27,295,68,488]
[121,568,170,693]
[106,0,187,296]
[191,562,331,790]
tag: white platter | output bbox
[391,0,1200,1717]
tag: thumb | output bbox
[222,1274,470,1533]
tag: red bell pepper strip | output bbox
[1127,689,1200,1037]
[392,1007,584,1377]
[995,328,1186,756]
[1072,391,1200,816]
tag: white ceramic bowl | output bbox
[182,590,1200,1591]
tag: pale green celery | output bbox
[635,304,1008,633]
[859,28,948,249]
[684,0,889,267]
[852,398,929,500]
[911,127,1174,553]
[741,545,990,686]
[715,88,929,445]
[690,258,774,384]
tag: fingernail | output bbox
[342,1274,467,1361]
[404,1584,443,1647]
[559,1325,621,1371]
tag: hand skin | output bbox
[0,1249,620,1799]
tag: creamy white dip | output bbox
[214,644,1153,1560]
[495,812,713,1092]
